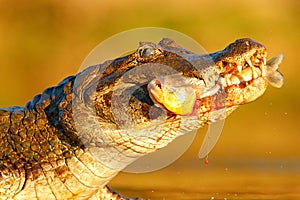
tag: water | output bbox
[111,159,300,200]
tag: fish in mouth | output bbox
[148,38,284,116]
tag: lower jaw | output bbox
[225,77,268,106]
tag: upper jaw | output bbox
[213,39,268,89]
[199,45,268,101]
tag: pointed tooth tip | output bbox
[230,75,241,85]
[246,59,253,67]
[253,68,261,78]
[237,65,243,72]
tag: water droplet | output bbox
[204,155,209,164]
[205,159,209,164]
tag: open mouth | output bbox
[217,53,267,88]
[147,39,283,116]
[147,53,268,116]
[197,49,268,103]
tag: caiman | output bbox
[0,38,284,199]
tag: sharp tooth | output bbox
[260,63,266,76]
[237,65,243,72]
[230,75,240,85]
[237,67,253,82]
[258,57,266,77]
[225,74,232,86]
[246,58,256,79]
[255,58,260,63]
[253,68,261,78]
[246,59,253,67]
[252,71,258,79]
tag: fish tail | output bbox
[266,53,284,88]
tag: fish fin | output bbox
[267,71,284,88]
[266,53,284,70]
[266,53,284,88]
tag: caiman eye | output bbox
[139,46,155,58]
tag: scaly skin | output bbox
[0,38,283,199]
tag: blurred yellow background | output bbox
[0,0,299,199]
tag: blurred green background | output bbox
[0,0,299,199]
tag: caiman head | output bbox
[210,38,283,108]
[72,38,283,170]
[146,38,283,117]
